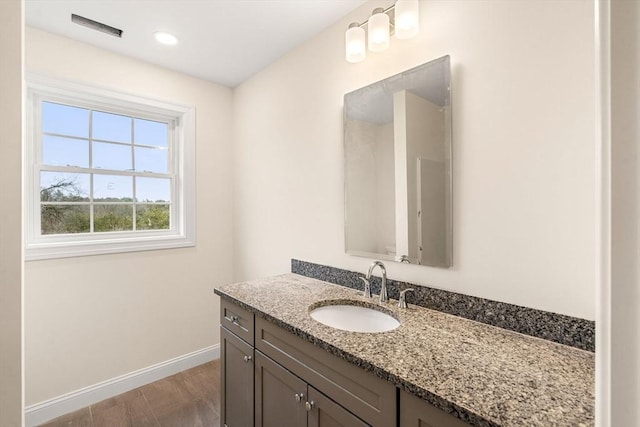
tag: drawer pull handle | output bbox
[305,401,315,411]
[229,315,239,324]
[295,393,304,402]
[243,355,252,363]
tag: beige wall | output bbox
[0,0,24,425]
[24,28,233,404]
[233,0,596,320]
[611,0,640,425]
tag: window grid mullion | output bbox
[38,164,170,179]
[89,109,95,233]
[131,117,137,231]
[42,131,169,153]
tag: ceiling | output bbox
[25,0,367,88]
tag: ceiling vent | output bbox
[71,14,123,38]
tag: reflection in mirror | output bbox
[344,55,452,268]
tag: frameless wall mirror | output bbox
[344,55,452,268]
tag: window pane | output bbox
[136,204,170,230]
[93,111,131,143]
[134,118,168,147]
[93,141,132,171]
[134,146,168,173]
[94,204,133,232]
[136,177,171,202]
[42,102,89,138]
[93,175,133,201]
[41,204,90,235]
[42,135,89,168]
[40,172,90,202]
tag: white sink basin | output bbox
[309,303,400,333]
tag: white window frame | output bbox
[25,73,196,260]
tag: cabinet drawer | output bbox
[220,298,254,345]
[256,317,396,427]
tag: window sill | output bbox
[25,234,196,261]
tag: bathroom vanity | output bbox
[215,274,594,427]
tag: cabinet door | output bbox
[307,386,369,427]
[255,351,307,427]
[221,327,254,427]
[400,390,471,427]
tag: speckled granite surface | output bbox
[215,274,595,427]
[291,259,595,352]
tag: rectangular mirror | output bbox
[344,55,452,267]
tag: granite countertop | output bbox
[214,273,595,427]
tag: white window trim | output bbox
[25,73,196,261]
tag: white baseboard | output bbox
[25,344,220,427]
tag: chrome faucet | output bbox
[366,261,388,303]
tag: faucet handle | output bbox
[398,288,414,308]
[358,277,372,298]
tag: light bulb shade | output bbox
[345,25,366,63]
[395,0,420,39]
[368,10,390,52]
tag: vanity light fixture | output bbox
[395,0,420,39]
[345,0,419,64]
[153,31,178,46]
[345,23,366,63]
[368,7,390,52]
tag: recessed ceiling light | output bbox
[153,31,178,46]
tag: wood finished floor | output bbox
[38,360,220,427]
